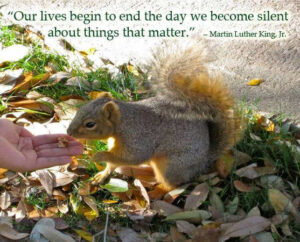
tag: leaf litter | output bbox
[0,20,299,242]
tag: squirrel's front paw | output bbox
[92,170,110,185]
[91,162,112,185]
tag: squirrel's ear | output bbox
[102,101,120,124]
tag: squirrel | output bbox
[67,41,242,193]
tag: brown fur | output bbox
[67,42,242,190]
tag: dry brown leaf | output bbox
[165,210,211,223]
[0,191,11,210]
[53,189,67,201]
[133,178,150,207]
[220,216,271,241]
[163,184,190,203]
[0,221,29,240]
[234,180,259,193]
[8,72,50,93]
[116,228,145,242]
[9,99,54,114]
[234,149,252,167]
[151,200,182,216]
[57,200,69,214]
[52,171,77,187]
[216,151,235,178]
[15,200,26,222]
[66,76,90,88]
[30,218,75,242]
[48,72,72,84]
[176,220,196,237]
[184,183,209,210]
[35,169,54,196]
[54,218,69,230]
[192,224,221,242]
[54,99,83,120]
[78,181,91,196]
[170,225,186,242]
[235,164,260,179]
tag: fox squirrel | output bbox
[67,42,241,192]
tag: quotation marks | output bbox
[185,27,195,37]
[8,11,13,16]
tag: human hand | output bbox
[0,119,83,172]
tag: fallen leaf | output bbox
[83,196,99,221]
[248,78,264,86]
[226,196,239,214]
[209,192,224,214]
[78,181,91,196]
[234,149,252,166]
[236,164,276,179]
[184,183,209,210]
[8,72,50,94]
[35,169,54,196]
[79,47,96,56]
[116,228,144,242]
[221,216,271,241]
[170,226,186,242]
[133,178,150,207]
[57,200,69,214]
[127,64,139,76]
[54,99,83,120]
[0,221,29,240]
[151,200,182,216]
[74,229,93,242]
[102,199,118,204]
[192,224,221,242]
[30,218,75,242]
[268,189,297,216]
[176,220,196,237]
[9,99,54,114]
[52,171,77,187]
[48,72,72,84]
[0,191,11,210]
[66,76,90,88]
[0,44,29,64]
[15,200,26,222]
[253,232,274,242]
[247,206,261,217]
[101,178,128,193]
[163,184,190,203]
[256,114,275,132]
[234,180,259,193]
[259,175,285,190]
[165,210,211,223]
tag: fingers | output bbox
[35,141,82,151]
[32,134,77,147]
[34,156,72,170]
[37,145,83,157]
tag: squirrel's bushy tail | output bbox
[148,41,241,160]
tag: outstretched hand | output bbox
[0,119,83,172]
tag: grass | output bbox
[1,21,300,241]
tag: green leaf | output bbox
[101,178,128,193]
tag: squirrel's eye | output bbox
[84,122,96,129]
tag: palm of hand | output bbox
[0,119,82,172]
